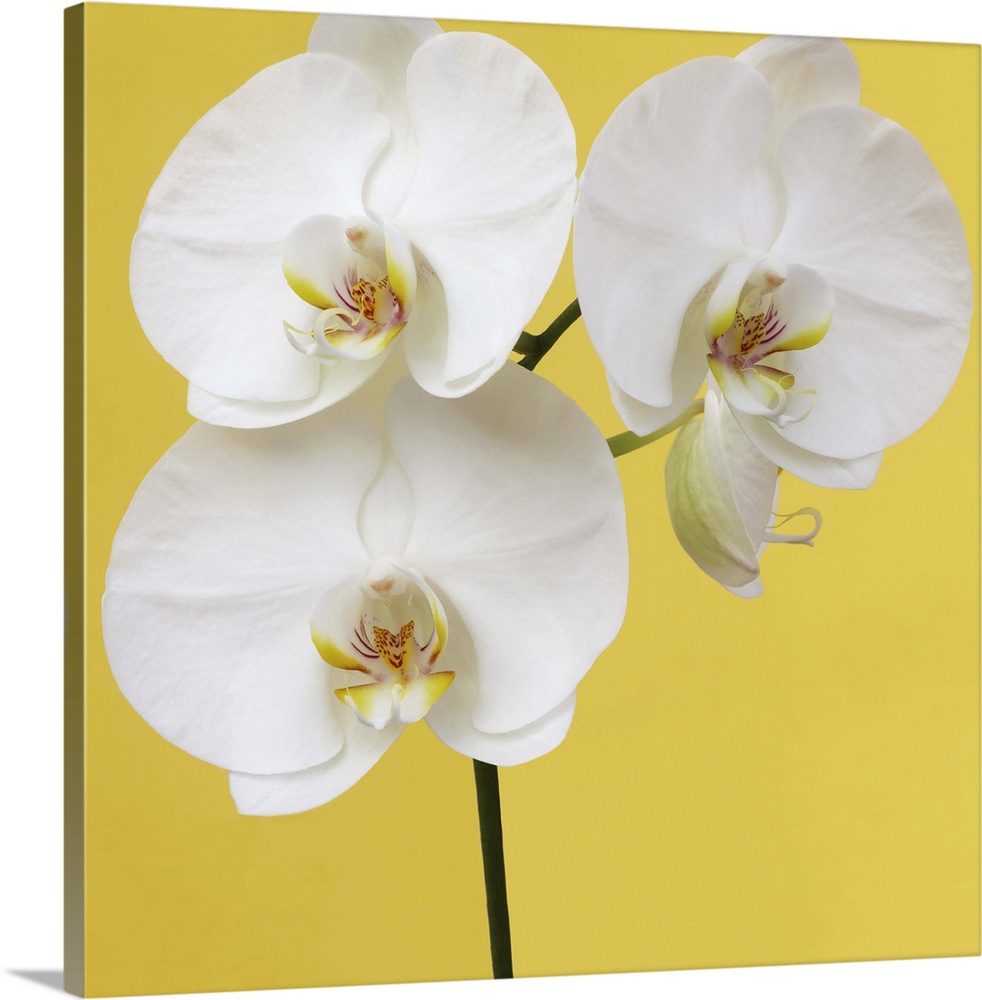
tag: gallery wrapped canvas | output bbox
[65,4,979,996]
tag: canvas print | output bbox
[65,4,980,996]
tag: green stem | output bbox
[472,759,513,979]
[516,299,581,371]
[607,399,705,458]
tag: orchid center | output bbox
[282,214,418,364]
[696,257,834,428]
[309,559,454,731]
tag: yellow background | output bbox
[77,4,980,995]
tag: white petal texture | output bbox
[103,365,628,814]
[575,36,972,489]
[131,15,576,427]
[392,33,577,392]
[103,404,381,774]
[388,365,628,735]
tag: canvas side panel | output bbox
[64,4,85,996]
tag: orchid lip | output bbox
[282,215,417,364]
[310,559,454,730]
[700,257,831,427]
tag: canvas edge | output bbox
[64,3,86,996]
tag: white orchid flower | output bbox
[102,365,628,815]
[665,386,821,597]
[575,36,972,489]
[130,14,577,428]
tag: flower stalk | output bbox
[607,399,705,458]
[473,759,514,979]
[515,299,581,371]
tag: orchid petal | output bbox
[429,691,576,767]
[307,13,441,99]
[103,403,380,774]
[132,232,320,402]
[400,266,496,398]
[283,215,342,308]
[395,564,449,666]
[386,364,628,734]
[666,391,777,590]
[770,105,972,459]
[186,353,387,428]
[394,672,457,724]
[763,263,834,354]
[307,14,443,219]
[704,260,758,344]
[229,706,403,816]
[424,600,576,765]
[575,57,773,409]
[732,400,883,488]
[606,366,700,438]
[383,221,417,315]
[605,267,733,435]
[310,579,376,675]
[738,36,860,139]
[357,447,416,559]
[735,38,860,248]
[131,54,389,403]
[392,32,577,390]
